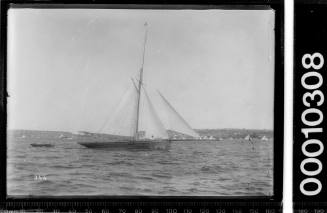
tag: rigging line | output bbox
[131,78,139,92]
[141,22,148,71]
[141,85,169,138]
[134,22,148,140]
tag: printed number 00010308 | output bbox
[300,52,325,196]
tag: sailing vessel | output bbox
[77,23,200,149]
[30,143,54,148]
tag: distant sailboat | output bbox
[77,23,200,149]
[244,135,252,141]
[261,135,269,141]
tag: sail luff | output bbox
[140,86,169,139]
[134,22,148,141]
[157,91,200,138]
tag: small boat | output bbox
[30,143,54,148]
[261,135,269,141]
[59,134,65,139]
[59,134,71,140]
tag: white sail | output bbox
[156,91,199,138]
[95,23,197,141]
[138,87,169,140]
[99,85,138,137]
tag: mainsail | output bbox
[99,85,138,137]
[156,91,200,138]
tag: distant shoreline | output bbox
[7,128,274,132]
[8,128,273,140]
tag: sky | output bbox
[7,8,275,132]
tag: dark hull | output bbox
[30,143,54,148]
[78,140,171,150]
[170,139,219,142]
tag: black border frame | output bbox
[293,0,327,210]
[0,0,284,211]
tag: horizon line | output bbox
[7,127,274,132]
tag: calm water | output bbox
[7,133,273,196]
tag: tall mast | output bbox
[134,22,148,141]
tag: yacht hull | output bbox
[78,140,171,150]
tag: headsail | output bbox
[156,91,200,138]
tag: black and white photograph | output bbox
[6,8,275,196]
